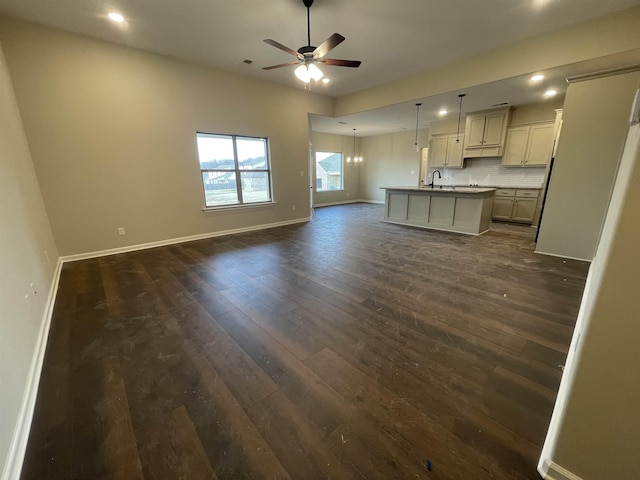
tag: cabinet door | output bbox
[492,197,514,220]
[429,135,448,167]
[525,123,554,166]
[483,112,507,146]
[465,115,486,147]
[445,134,464,168]
[512,198,537,223]
[503,127,529,166]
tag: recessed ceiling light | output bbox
[108,12,125,23]
[544,89,558,97]
[322,78,330,84]
[531,74,545,82]
[438,109,447,116]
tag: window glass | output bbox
[315,151,343,192]
[196,133,272,208]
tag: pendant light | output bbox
[347,128,362,164]
[456,94,466,147]
[414,103,422,152]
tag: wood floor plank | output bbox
[182,342,291,479]
[245,390,359,480]
[211,306,348,436]
[173,302,279,408]
[138,405,216,480]
[305,346,501,479]
[218,285,325,361]
[99,356,144,479]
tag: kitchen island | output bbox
[382,186,496,235]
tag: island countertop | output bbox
[382,186,496,194]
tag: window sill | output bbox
[202,201,276,212]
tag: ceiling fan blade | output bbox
[262,61,302,71]
[263,39,303,58]
[313,33,345,58]
[319,58,362,68]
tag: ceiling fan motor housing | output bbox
[297,46,316,55]
[303,0,314,8]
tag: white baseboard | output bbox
[538,459,584,480]
[60,217,310,263]
[313,200,361,207]
[2,258,63,480]
[534,249,592,263]
[358,199,384,204]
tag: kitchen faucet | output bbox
[429,170,441,188]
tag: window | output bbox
[196,132,272,208]
[315,151,344,192]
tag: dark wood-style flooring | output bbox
[22,203,589,480]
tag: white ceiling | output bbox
[1,0,639,135]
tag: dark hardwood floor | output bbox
[21,203,589,480]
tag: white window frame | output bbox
[196,132,273,209]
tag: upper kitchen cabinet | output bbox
[463,109,510,158]
[503,122,555,167]
[429,133,464,168]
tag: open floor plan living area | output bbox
[2,1,640,479]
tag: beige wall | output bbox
[0,18,333,256]
[429,117,464,136]
[536,70,640,260]
[0,43,59,477]
[310,132,361,205]
[359,129,428,202]
[540,124,640,480]
[509,99,563,125]
[335,6,640,116]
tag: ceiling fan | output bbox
[262,0,361,83]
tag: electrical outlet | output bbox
[300,171,304,177]
[44,250,50,264]
[118,227,126,236]
[24,294,31,311]
[291,204,296,211]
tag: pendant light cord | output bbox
[352,128,357,162]
[414,103,422,150]
[456,94,466,143]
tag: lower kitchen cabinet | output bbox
[512,197,538,222]
[492,188,540,224]
[492,197,515,220]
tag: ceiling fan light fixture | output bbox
[294,63,324,82]
[108,12,125,23]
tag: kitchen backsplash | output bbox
[427,157,546,188]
